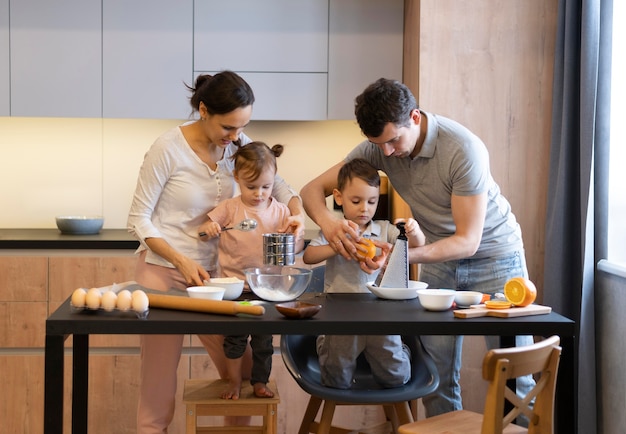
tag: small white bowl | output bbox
[366,280,429,300]
[417,289,456,311]
[454,290,484,308]
[187,286,225,301]
[204,277,244,300]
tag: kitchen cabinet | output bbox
[9,0,102,117]
[0,0,8,116]
[328,0,404,119]
[194,0,328,73]
[194,0,403,121]
[194,0,329,120]
[102,0,193,119]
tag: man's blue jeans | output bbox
[418,250,535,419]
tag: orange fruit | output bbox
[485,300,513,309]
[355,238,376,262]
[504,277,537,307]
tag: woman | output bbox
[127,70,304,433]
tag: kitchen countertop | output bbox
[0,229,139,250]
[0,228,321,250]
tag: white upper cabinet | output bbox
[10,0,102,117]
[103,0,193,120]
[194,0,328,73]
[194,0,329,120]
[5,0,402,120]
[328,0,404,119]
[0,0,8,116]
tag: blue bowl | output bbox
[55,216,104,235]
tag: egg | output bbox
[85,288,102,310]
[101,291,118,312]
[131,290,149,313]
[71,288,87,308]
[116,289,132,311]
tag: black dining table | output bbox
[44,292,577,434]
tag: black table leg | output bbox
[555,334,577,434]
[44,334,65,434]
[72,334,89,434]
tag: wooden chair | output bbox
[280,334,440,434]
[398,335,562,434]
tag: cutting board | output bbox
[453,303,551,319]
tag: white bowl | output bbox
[454,290,484,308]
[205,277,244,300]
[417,289,456,311]
[187,286,225,300]
[55,216,104,235]
[366,280,429,300]
[244,266,312,302]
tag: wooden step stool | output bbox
[183,378,280,434]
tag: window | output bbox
[608,0,626,266]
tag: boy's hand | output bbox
[359,239,391,274]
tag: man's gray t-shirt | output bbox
[347,111,523,258]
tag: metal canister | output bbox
[263,233,295,265]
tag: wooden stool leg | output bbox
[267,402,277,434]
[317,400,337,434]
[299,396,323,434]
[392,402,414,428]
[186,403,197,434]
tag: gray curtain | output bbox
[543,1,612,433]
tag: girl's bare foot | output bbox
[253,382,274,398]
[221,380,242,400]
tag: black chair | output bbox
[280,334,440,434]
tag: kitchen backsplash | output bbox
[0,117,362,230]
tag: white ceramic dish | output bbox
[204,277,244,300]
[417,289,457,311]
[187,286,225,300]
[366,280,429,300]
[454,290,484,308]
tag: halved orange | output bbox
[485,300,513,309]
[504,277,537,307]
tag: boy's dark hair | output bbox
[338,158,380,191]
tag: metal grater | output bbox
[374,222,409,288]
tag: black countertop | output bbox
[0,228,321,250]
[0,229,139,250]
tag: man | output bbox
[300,78,533,417]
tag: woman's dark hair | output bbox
[231,141,284,182]
[354,78,418,138]
[337,158,380,191]
[187,70,255,115]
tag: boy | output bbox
[303,158,425,388]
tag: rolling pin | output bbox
[147,293,265,316]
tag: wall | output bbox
[411,0,558,293]
[596,261,626,434]
[0,117,363,230]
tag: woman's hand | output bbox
[172,254,210,287]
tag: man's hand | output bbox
[321,217,361,261]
